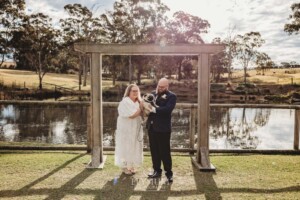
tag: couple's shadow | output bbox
[96,173,171,200]
[145,177,172,192]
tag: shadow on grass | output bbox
[192,163,222,200]
[94,173,172,199]
[94,173,137,199]
[0,153,90,199]
[1,154,300,199]
[21,153,86,191]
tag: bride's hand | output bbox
[139,101,144,111]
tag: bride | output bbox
[115,84,143,175]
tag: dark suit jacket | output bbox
[147,90,177,133]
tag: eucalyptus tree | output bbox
[100,0,170,84]
[235,32,265,84]
[210,37,230,83]
[162,11,210,80]
[0,0,25,67]
[255,52,273,75]
[290,61,298,68]
[13,13,60,90]
[219,25,238,82]
[101,0,169,43]
[60,3,105,89]
[284,3,300,35]
[210,51,228,83]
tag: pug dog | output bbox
[140,93,159,125]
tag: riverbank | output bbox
[1,68,300,103]
[0,151,299,199]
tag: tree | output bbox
[0,0,25,67]
[181,58,194,79]
[163,11,210,80]
[255,52,273,75]
[13,13,60,90]
[60,3,105,90]
[100,0,170,84]
[101,0,169,44]
[284,3,300,35]
[281,62,291,68]
[210,51,228,82]
[235,32,265,84]
[290,61,298,68]
[220,25,238,82]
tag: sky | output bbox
[25,0,300,66]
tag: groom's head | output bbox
[156,78,169,94]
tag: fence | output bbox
[0,100,299,154]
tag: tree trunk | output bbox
[0,54,5,67]
[38,75,43,90]
[83,55,87,86]
[78,55,83,91]
[137,70,141,85]
[243,67,247,84]
[112,71,116,86]
[38,52,43,90]
[129,56,132,84]
[178,62,182,81]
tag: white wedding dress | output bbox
[115,97,143,168]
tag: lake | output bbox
[0,104,296,150]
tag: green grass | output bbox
[0,151,300,199]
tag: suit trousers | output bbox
[148,127,173,177]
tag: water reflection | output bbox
[209,108,294,149]
[0,104,295,149]
[0,104,88,144]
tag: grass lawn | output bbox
[0,151,300,200]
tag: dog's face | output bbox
[143,93,155,103]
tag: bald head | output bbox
[157,78,169,94]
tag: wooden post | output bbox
[87,105,92,153]
[294,109,300,150]
[87,53,106,168]
[192,53,215,171]
[189,106,196,154]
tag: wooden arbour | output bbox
[74,43,224,171]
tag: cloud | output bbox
[25,0,300,65]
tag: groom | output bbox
[146,77,177,183]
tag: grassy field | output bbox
[231,68,300,85]
[0,68,92,91]
[2,68,300,91]
[0,151,300,200]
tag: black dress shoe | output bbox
[166,176,173,183]
[148,171,162,178]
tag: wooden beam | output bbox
[2,100,300,109]
[189,106,196,153]
[294,109,300,150]
[87,53,105,168]
[74,43,224,55]
[87,105,92,153]
[193,53,215,172]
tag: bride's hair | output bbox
[123,84,142,102]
